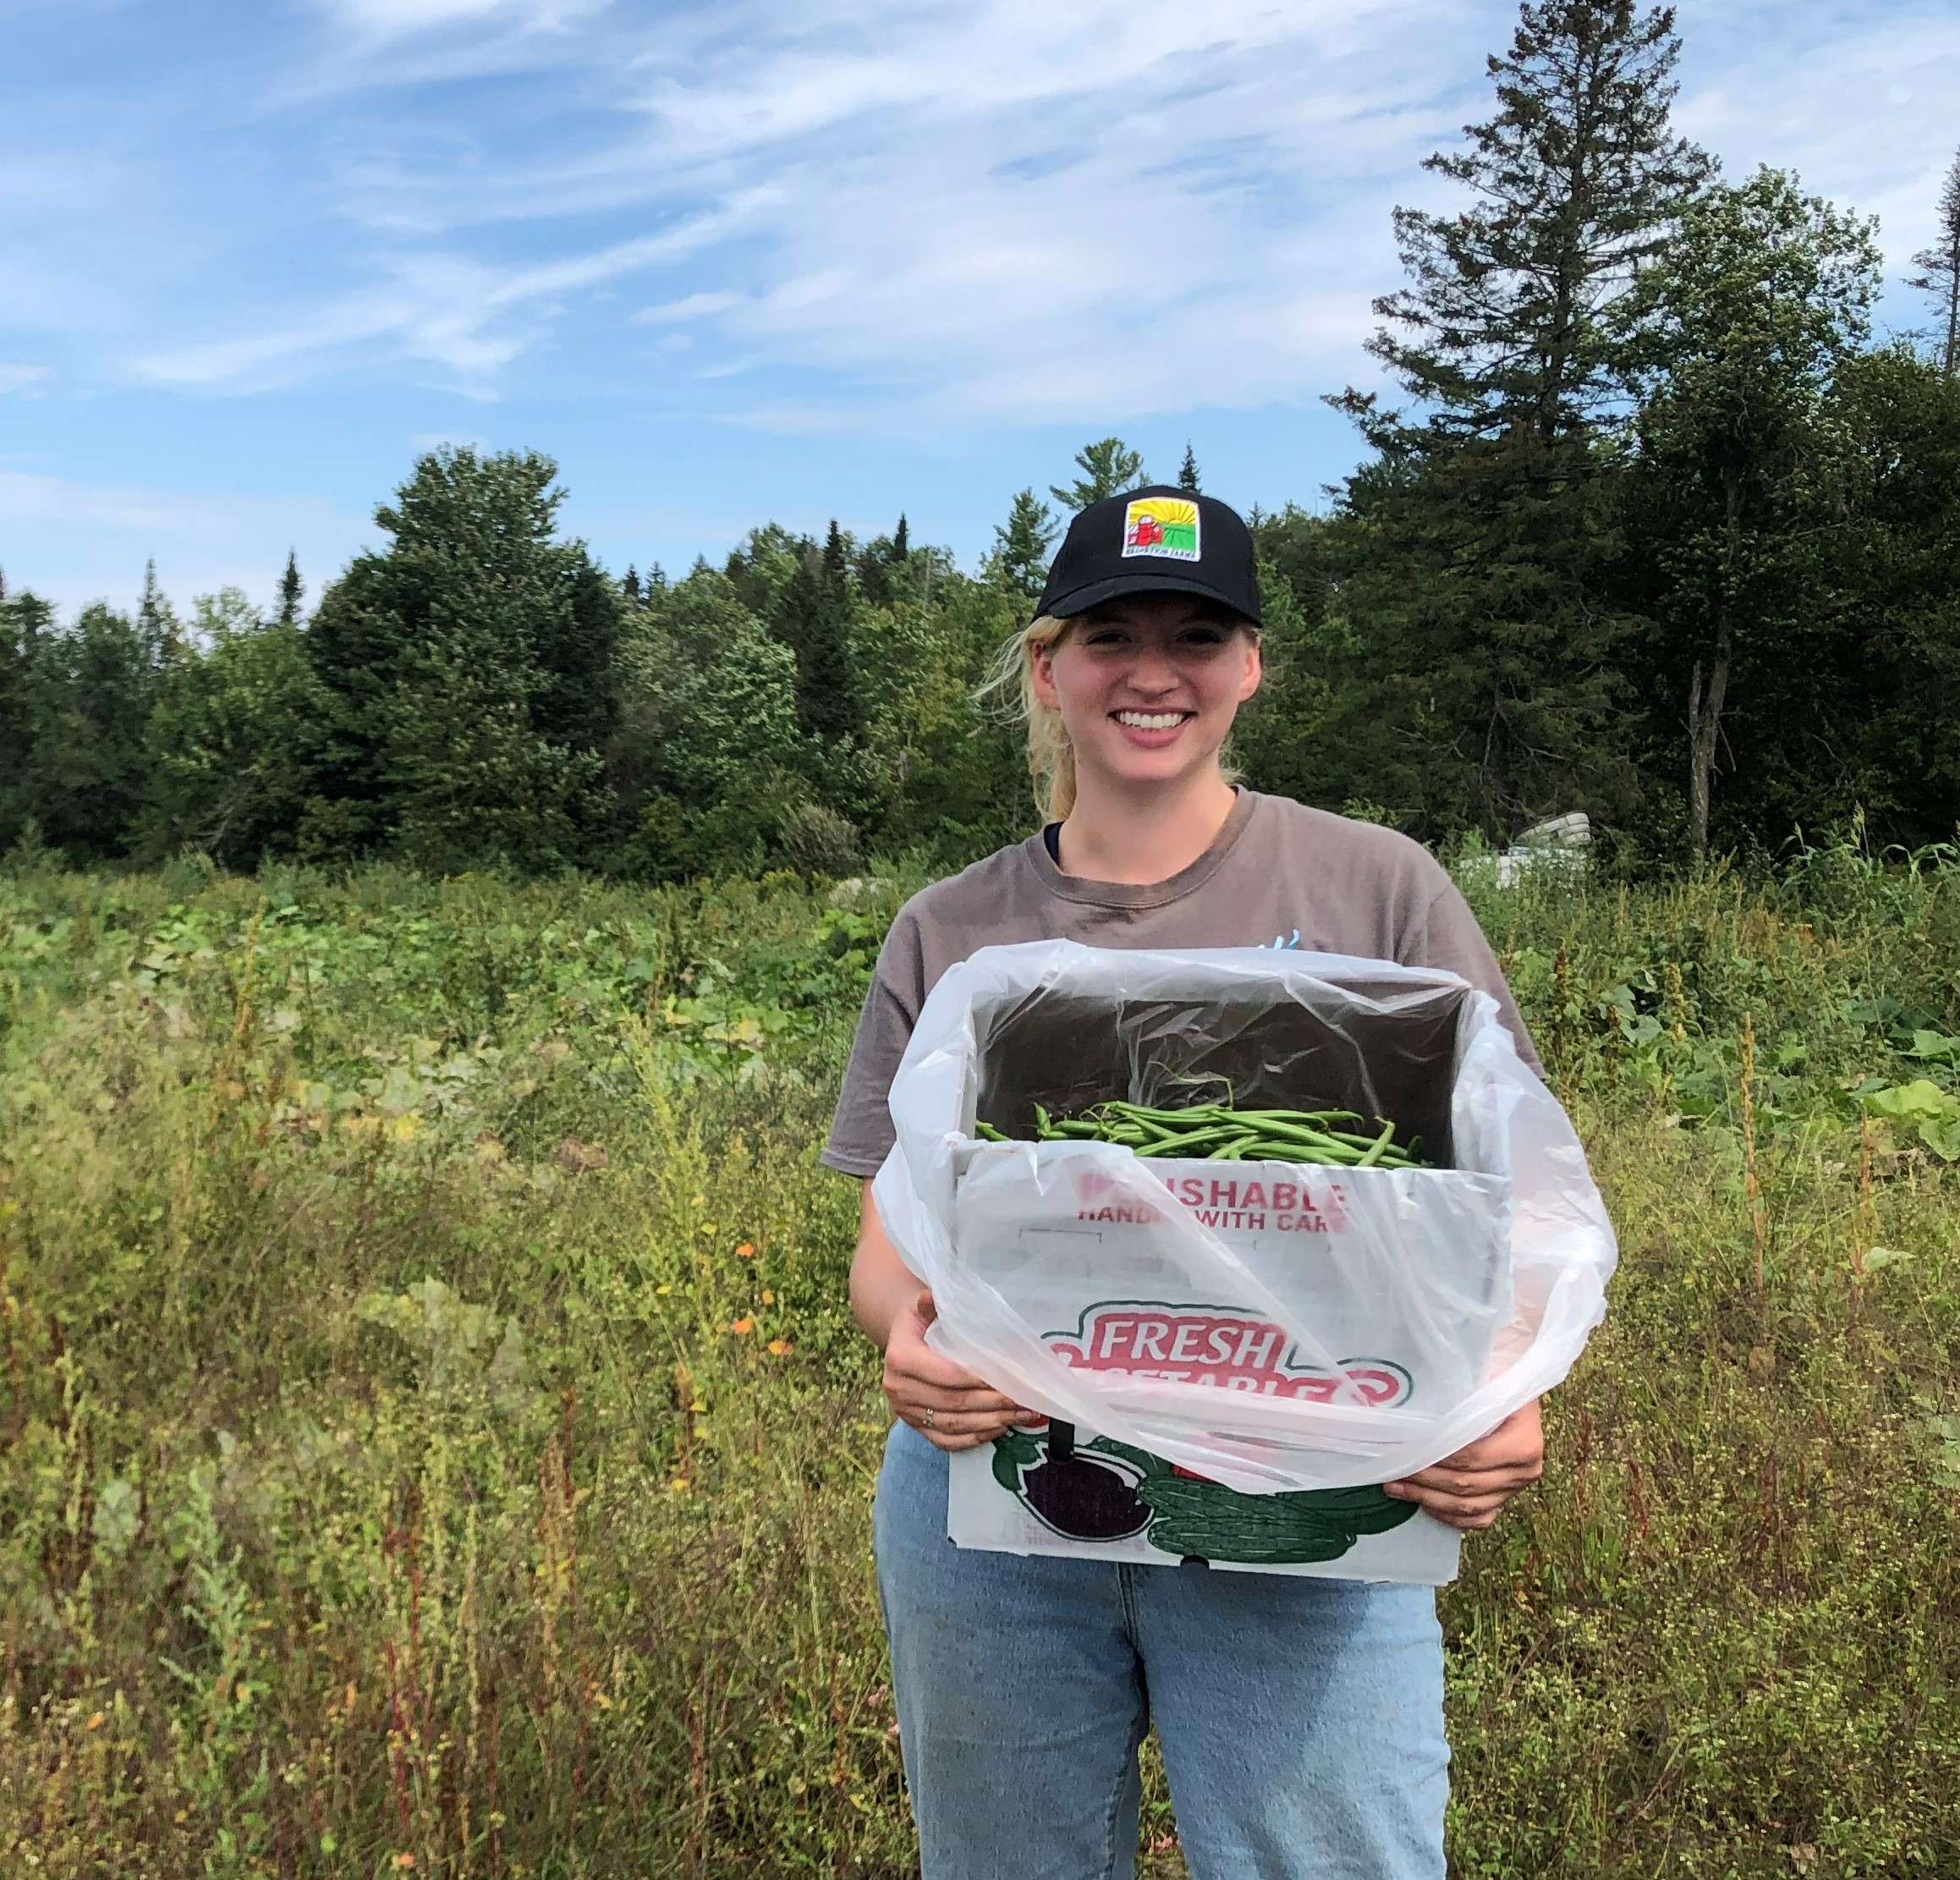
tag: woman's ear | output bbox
[1029,636,1062,712]
[1238,634,1264,704]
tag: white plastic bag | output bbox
[871,940,1616,1496]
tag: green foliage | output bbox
[1050,436,1147,510]
[302,448,624,872]
[3,856,1959,1874]
[986,488,1057,600]
[1623,168,1884,854]
[610,569,806,878]
[8,598,168,860]
[139,590,329,867]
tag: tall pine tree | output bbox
[989,489,1057,600]
[1908,149,1960,378]
[303,448,623,869]
[1370,0,1710,440]
[1326,0,1709,840]
[1051,438,1147,510]
[773,524,863,745]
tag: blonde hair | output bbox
[979,613,1079,822]
[977,605,1260,825]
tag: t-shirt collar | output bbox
[1024,789,1261,910]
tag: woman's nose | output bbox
[1127,643,1178,689]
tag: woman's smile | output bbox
[1112,706,1195,746]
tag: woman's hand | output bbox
[1383,1398,1545,1531]
[883,1289,1027,1452]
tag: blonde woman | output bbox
[823,487,1546,1879]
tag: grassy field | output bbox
[1,847,1957,1877]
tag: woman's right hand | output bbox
[883,1289,1027,1452]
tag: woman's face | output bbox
[1030,593,1262,801]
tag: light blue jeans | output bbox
[874,1421,1447,1880]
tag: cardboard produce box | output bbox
[870,943,1617,1584]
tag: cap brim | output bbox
[1040,569,1261,628]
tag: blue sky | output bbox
[3,0,1957,617]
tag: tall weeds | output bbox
[0,854,1954,1876]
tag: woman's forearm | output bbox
[849,1182,920,1350]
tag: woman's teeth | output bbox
[1115,711,1187,730]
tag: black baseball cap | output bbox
[1033,484,1261,629]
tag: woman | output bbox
[821,486,1547,1879]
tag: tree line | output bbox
[4,0,1959,881]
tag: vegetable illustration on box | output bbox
[991,1421,1419,1565]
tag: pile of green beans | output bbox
[975,1099,1428,1168]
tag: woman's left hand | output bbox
[1383,1398,1544,1531]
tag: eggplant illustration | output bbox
[991,1424,1150,1541]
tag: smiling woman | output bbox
[982,486,1265,866]
[829,486,1552,1880]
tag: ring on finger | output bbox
[922,1405,936,1431]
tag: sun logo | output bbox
[1122,497,1200,561]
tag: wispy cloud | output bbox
[122,0,1476,418]
[132,210,746,392]
[318,0,607,43]
[0,364,50,394]
[1672,1,1960,270]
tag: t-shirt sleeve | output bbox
[821,912,926,1177]
[1407,877,1545,1076]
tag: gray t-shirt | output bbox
[821,790,1539,1177]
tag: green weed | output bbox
[0,855,1953,1876]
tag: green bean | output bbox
[1355,1119,1397,1167]
[979,1097,1430,1168]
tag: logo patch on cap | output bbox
[1122,497,1200,562]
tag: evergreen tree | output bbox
[303,448,623,870]
[1051,438,1147,510]
[1178,443,1201,492]
[135,558,183,671]
[1323,0,1709,839]
[989,489,1057,600]
[772,524,863,745]
[1370,0,1710,440]
[16,602,161,860]
[1908,148,1960,378]
[276,551,304,627]
[0,583,54,850]
[892,514,909,562]
[140,589,326,865]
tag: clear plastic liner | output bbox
[871,941,1617,1494]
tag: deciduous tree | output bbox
[1623,169,1881,855]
